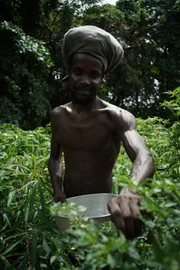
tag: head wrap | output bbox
[62,25,124,74]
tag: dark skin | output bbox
[48,53,155,239]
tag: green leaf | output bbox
[16,256,27,270]
[3,213,11,226]
[31,153,37,172]
[107,253,117,268]
[43,237,51,255]
[29,183,37,218]
[38,184,45,209]
[25,207,30,222]
[0,255,11,267]
[31,234,37,268]
[2,236,26,255]
[4,232,28,241]
[7,190,16,207]
[50,255,57,265]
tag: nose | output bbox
[81,75,90,85]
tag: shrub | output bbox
[0,103,179,269]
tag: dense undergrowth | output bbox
[0,89,179,269]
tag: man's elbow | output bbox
[47,156,52,171]
[145,151,155,177]
[48,155,56,169]
[48,154,61,167]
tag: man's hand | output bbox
[108,188,144,239]
[54,190,66,203]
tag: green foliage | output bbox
[114,0,180,118]
[0,21,54,129]
[0,102,180,269]
[51,202,87,218]
[0,21,53,68]
[160,87,180,180]
[1,0,180,127]
[161,87,180,120]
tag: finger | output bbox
[110,197,135,239]
[108,201,126,234]
[120,201,134,239]
[129,197,141,218]
[130,204,142,237]
[54,197,60,203]
[55,196,66,203]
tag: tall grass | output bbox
[0,112,179,269]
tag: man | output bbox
[48,25,155,239]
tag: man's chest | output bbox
[57,112,116,151]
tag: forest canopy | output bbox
[0,0,180,129]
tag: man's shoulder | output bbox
[101,99,134,117]
[51,102,72,116]
[100,100,136,130]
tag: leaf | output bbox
[16,256,27,270]
[38,184,45,209]
[43,237,51,255]
[50,255,57,265]
[29,183,37,218]
[107,253,117,268]
[0,255,11,267]
[31,234,37,269]
[4,232,28,241]
[164,202,177,208]
[31,153,37,172]
[7,190,16,207]
[3,213,11,226]
[2,236,26,255]
[25,207,30,222]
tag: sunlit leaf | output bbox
[43,237,51,255]
[7,190,16,207]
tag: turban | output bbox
[62,25,124,74]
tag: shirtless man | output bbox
[48,26,155,239]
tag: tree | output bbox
[0,21,53,129]
[116,0,180,118]
[1,0,179,128]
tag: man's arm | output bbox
[48,109,66,203]
[108,109,155,238]
[119,111,155,183]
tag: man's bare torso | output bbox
[54,97,122,197]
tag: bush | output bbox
[0,98,179,269]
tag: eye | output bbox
[72,68,82,76]
[90,72,101,80]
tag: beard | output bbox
[70,87,97,105]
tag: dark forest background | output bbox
[0,0,180,129]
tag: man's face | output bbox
[69,53,103,105]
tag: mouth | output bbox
[77,90,90,94]
[71,88,97,104]
[76,89,91,96]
